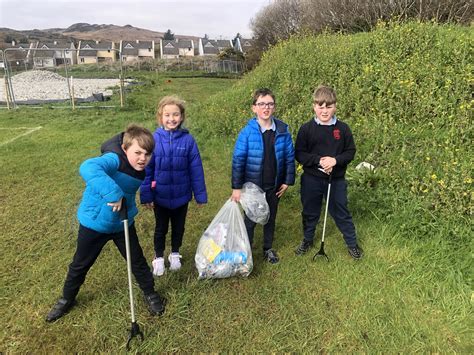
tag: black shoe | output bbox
[263,249,280,264]
[45,297,76,322]
[144,292,166,316]
[295,239,313,255]
[348,245,364,260]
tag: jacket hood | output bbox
[101,132,125,156]
[100,132,145,179]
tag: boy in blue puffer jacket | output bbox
[46,124,166,322]
[140,96,207,276]
[231,88,295,264]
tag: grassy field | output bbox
[0,28,471,352]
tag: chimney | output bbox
[96,40,99,44]
[136,40,139,43]
[12,40,16,46]
[54,40,57,45]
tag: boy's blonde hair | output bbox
[313,85,337,105]
[156,95,186,126]
[123,124,155,153]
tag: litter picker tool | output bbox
[120,198,144,350]
[313,173,332,262]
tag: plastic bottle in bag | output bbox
[213,251,247,264]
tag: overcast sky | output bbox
[0,0,271,39]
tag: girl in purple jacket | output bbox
[140,96,207,276]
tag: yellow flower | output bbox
[431,174,437,180]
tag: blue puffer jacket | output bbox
[140,127,207,209]
[232,117,295,189]
[77,133,146,234]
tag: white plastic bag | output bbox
[195,200,253,279]
[240,182,270,225]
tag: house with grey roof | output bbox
[198,38,233,56]
[160,39,195,59]
[120,40,155,62]
[234,38,254,55]
[33,40,76,68]
[176,39,194,57]
[160,40,179,59]
[77,40,117,64]
[2,41,35,70]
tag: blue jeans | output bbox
[300,173,357,248]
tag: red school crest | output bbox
[333,129,341,140]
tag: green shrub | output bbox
[192,21,472,242]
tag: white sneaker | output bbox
[152,257,165,276]
[168,253,182,271]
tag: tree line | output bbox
[246,0,472,67]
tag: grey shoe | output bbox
[144,292,166,316]
[263,249,280,264]
[348,245,364,260]
[295,239,313,255]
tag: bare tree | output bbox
[251,0,473,46]
[247,0,472,69]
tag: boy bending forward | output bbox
[46,124,166,322]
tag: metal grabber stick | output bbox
[313,173,332,262]
[120,198,144,350]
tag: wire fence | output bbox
[0,48,245,109]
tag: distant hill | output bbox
[0,23,199,48]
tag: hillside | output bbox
[193,21,472,242]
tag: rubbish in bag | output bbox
[239,182,270,225]
[195,200,253,279]
[213,251,247,264]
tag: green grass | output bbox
[0,54,471,351]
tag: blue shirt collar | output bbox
[314,116,337,126]
[259,118,276,133]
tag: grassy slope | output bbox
[0,24,472,352]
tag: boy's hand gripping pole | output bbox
[313,174,332,262]
[120,198,144,350]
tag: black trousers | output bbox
[300,173,357,248]
[153,203,189,257]
[244,187,280,251]
[62,224,155,301]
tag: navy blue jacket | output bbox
[232,118,295,189]
[140,127,207,209]
[77,133,146,233]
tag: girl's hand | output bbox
[196,203,205,208]
[143,202,154,209]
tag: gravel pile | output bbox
[1,70,126,102]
